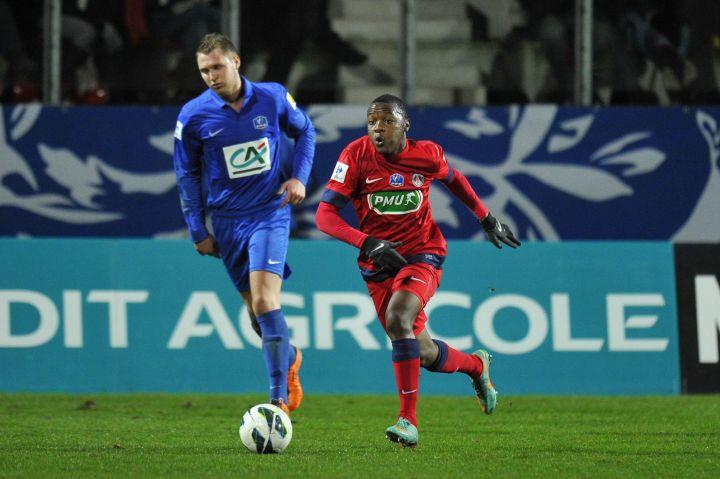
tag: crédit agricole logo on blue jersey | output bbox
[222,138,272,179]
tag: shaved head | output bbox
[368,94,408,120]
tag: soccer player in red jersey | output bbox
[315,94,520,448]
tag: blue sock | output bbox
[391,338,420,362]
[256,309,290,403]
[425,339,449,372]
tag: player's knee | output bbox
[252,297,279,315]
[385,309,413,338]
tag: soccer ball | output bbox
[239,403,293,454]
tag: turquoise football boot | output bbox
[385,417,418,448]
[471,349,498,414]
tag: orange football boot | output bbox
[270,398,290,415]
[287,348,303,411]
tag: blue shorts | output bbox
[212,206,292,293]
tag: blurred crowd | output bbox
[1,0,719,106]
[476,0,720,105]
[0,0,366,105]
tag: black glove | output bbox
[481,213,521,249]
[361,237,408,270]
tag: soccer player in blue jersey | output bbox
[173,33,315,414]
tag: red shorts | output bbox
[365,262,442,336]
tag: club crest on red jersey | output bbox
[412,174,424,187]
[389,173,404,187]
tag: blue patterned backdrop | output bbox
[1,104,718,241]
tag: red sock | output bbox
[391,338,420,427]
[392,358,420,426]
[429,339,484,379]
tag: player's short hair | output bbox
[196,33,239,57]
[370,94,408,119]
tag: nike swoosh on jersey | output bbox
[268,259,282,264]
[204,128,224,138]
[365,177,383,183]
[409,276,428,284]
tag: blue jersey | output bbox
[173,78,315,242]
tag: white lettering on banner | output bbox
[0,289,672,353]
[423,292,473,350]
[168,292,243,349]
[0,290,59,347]
[607,294,668,351]
[87,291,148,348]
[282,292,310,349]
[551,294,604,351]
[313,292,380,350]
[474,295,548,354]
[695,275,720,363]
[63,290,83,348]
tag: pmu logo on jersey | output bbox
[222,138,271,179]
[389,173,404,187]
[253,115,268,130]
[368,190,423,214]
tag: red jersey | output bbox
[326,136,451,267]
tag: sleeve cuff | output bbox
[190,227,209,243]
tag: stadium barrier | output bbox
[1,239,684,395]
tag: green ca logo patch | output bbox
[230,143,267,169]
[223,139,272,179]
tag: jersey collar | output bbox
[208,76,255,110]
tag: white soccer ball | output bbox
[239,403,293,454]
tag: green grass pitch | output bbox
[1,393,718,478]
